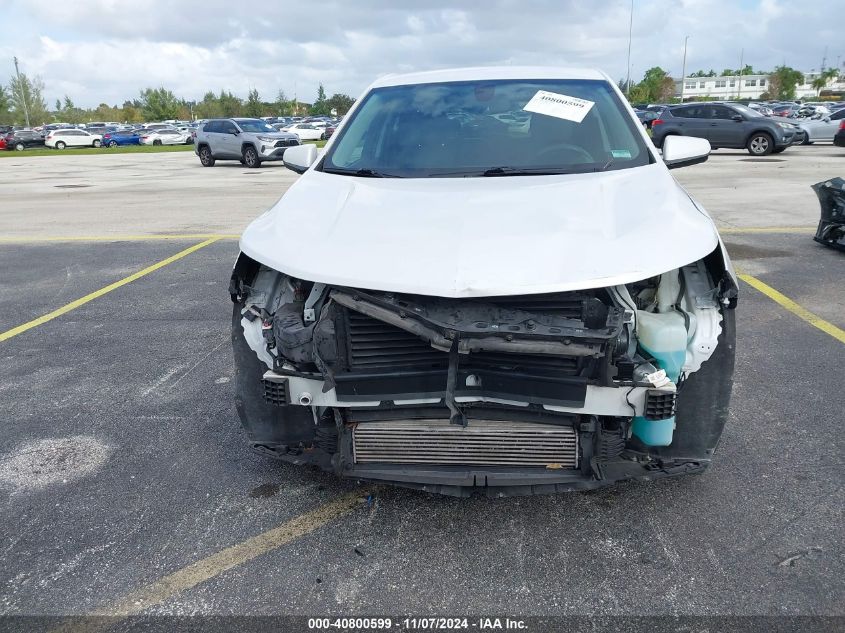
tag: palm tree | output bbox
[812,69,839,96]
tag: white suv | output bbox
[194,118,300,168]
[46,129,103,149]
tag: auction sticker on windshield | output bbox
[523,90,595,123]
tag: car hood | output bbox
[240,163,720,297]
[261,131,298,138]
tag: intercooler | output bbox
[351,419,578,468]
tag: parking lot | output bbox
[0,146,843,625]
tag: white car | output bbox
[138,129,190,145]
[794,108,845,144]
[229,66,737,497]
[280,123,325,140]
[45,129,103,149]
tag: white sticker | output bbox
[522,90,595,123]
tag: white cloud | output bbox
[1,0,839,107]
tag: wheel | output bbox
[14,143,24,151]
[198,145,215,167]
[92,139,101,148]
[153,139,162,146]
[243,146,261,168]
[108,141,118,148]
[801,133,811,145]
[55,141,66,150]
[320,133,326,141]
[185,137,194,145]
[746,132,773,156]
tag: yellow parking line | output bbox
[0,237,221,343]
[719,226,815,234]
[0,234,239,243]
[52,491,367,632]
[739,273,845,345]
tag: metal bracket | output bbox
[303,283,326,323]
[445,337,467,427]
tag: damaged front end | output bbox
[229,249,737,497]
[813,177,845,252]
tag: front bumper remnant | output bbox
[813,177,845,252]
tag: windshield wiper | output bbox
[322,167,401,178]
[481,163,614,176]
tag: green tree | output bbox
[244,88,263,117]
[767,66,805,100]
[326,93,355,116]
[630,67,676,103]
[9,72,49,125]
[0,86,12,125]
[811,68,839,94]
[121,100,143,123]
[139,87,180,121]
[274,89,296,115]
[217,90,242,117]
[195,91,222,119]
[54,98,62,112]
[311,83,330,115]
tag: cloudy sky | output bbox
[1,0,840,108]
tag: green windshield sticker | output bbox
[611,149,632,158]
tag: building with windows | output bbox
[673,71,845,101]
[673,74,770,100]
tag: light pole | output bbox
[680,36,689,103]
[625,0,634,97]
[12,56,31,128]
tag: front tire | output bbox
[747,132,773,156]
[14,143,24,151]
[320,133,326,141]
[243,146,261,168]
[55,141,66,150]
[108,141,118,148]
[93,139,101,148]
[198,145,215,166]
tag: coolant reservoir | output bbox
[635,310,687,382]
[632,309,687,447]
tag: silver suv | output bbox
[194,118,300,168]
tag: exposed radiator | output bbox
[352,419,578,467]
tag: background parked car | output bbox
[194,118,301,168]
[651,102,796,155]
[280,122,324,140]
[45,129,103,149]
[0,136,6,150]
[139,128,191,145]
[795,108,845,144]
[102,130,141,147]
[635,109,659,129]
[4,130,46,151]
[834,121,845,147]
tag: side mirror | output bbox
[731,114,743,122]
[232,129,240,135]
[662,135,710,170]
[283,144,319,174]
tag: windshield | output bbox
[322,79,651,178]
[236,119,276,133]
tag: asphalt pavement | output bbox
[0,147,843,626]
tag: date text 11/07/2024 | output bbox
[307,617,528,630]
